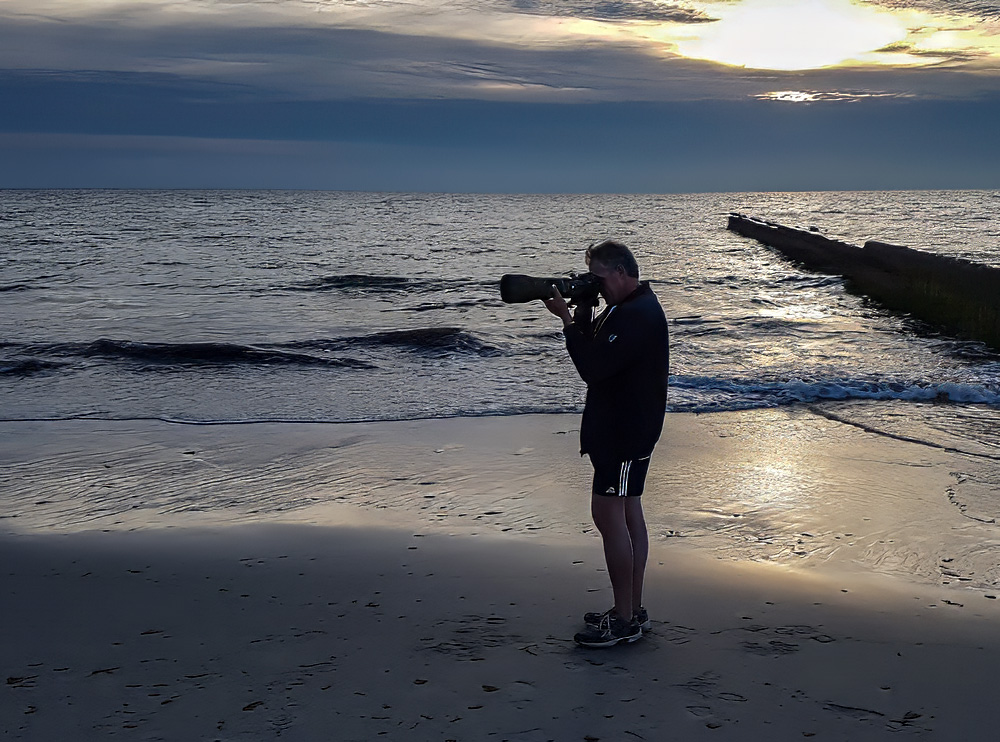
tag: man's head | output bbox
[585,240,640,305]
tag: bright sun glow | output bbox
[676,0,907,71]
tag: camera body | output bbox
[500,273,601,306]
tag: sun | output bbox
[675,0,908,71]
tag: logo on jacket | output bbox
[608,334,617,343]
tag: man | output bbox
[542,240,669,648]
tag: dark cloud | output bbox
[4,93,1000,191]
[0,15,752,103]
[2,5,999,107]
[500,0,716,23]
[876,40,989,63]
[2,0,999,190]
[867,0,1000,20]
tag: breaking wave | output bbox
[11,339,376,370]
[670,375,1000,412]
[288,327,502,357]
[3,327,501,376]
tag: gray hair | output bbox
[585,240,639,278]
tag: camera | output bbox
[500,273,602,306]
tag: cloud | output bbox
[866,0,1000,21]
[0,10,745,103]
[493,0,717,23]
[754,89,913,102]
[676,0,910,70]
[1,2,999,190]
[4,2,1000,107]
[876,39,988,64]
[4,94,999,191]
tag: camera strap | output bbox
[593,305,616,337]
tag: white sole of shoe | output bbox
[574,630,643,648]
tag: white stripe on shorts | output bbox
[619,460,632,498]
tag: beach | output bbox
[4,411,1000,740]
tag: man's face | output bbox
[589,261,631,305]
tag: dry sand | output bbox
[3,411,1000,740]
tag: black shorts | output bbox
[590,455,651,498]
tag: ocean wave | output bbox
[290,327,502,357]
[0,358,67,376]
[775,274,844,287]
[669,375,1000,410]
[285,273,498,296]
[21,339,376,370]
[292,274,418,292]
[4,327,502,378]
[359,327,501,356]
[390,297,502,313]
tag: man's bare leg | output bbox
[591,494,634,622]
[624,497,648,612]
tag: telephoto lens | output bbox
[500,273,601,305]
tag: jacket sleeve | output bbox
[564,308,654,386]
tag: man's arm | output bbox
[542,286,596,328]
[541,286,574,327]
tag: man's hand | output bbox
[573,299,596,326]
[541,285,573,327]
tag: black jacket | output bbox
[564,283,669,461]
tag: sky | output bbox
[2,0,1000,192]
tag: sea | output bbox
[4,189,1000,576]
[4,190,1000,422]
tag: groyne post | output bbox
[727,214,1000,349]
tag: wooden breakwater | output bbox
[727,213,1000,349]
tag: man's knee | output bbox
[591,495,626,531]
[624,498,646,528]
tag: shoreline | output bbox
[3,409,999,590]
[4,410,1000,738]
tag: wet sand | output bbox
[3,412,1000,739]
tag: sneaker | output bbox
[584,606,650,631]
[574,612,642,648]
